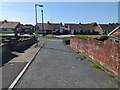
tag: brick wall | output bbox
[1,38,35,61]
[70,37,120,76]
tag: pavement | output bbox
[14,37,119,88]
[2,41,44,89]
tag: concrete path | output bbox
[2,41,44,89]
[15,37,118,88]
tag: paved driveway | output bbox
[15,37,118,88]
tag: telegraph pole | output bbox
[41,10,44,34]
[35,4,43,45]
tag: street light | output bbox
[51,19,53,34]
[35,4,43,45]
[41,10,44,34]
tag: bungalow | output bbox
[64,23,98,35]
[98,23,120,35]
[49,22,62,35]
[0,20,20,35]
[37,22,62,34]
[108,25,120,43]
[80,23,98,35]
[64,23,82,35]
[19,24,34,34]
[37,23,49,34]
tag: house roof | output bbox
[50,23,61,29]
[64,23,82,30]
[80,24,94,30]
[0,21,20,29]
[37,23,49,30]
[22,24,33,29]
[37,23,61,30]
[107,25,120,36]
[64,23,96,31]
[0,21,4,26]
[99,24,119,31]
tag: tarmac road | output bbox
[15,37,118,88]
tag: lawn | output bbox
[0,32,15,36]
[45,34,55,37]
[74,35,103,38]
[33,33,43,37]
[33,33,55,37]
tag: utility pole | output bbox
[51,19,53,34]
[41,10,44,34]
[118,1,120,23]
[35,4,37,33]
[35,4,43,45]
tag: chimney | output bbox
[60,22,63,26]
[47,21,50,25]
[4,20,8,23]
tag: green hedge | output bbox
[74,35,102,38]
[96,35,108,41]
[74,35,108,41]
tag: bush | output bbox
[96,35,108,41]
[74,35,108,41]
[63,37,70,45]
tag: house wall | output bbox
[1,28,14,33]
[103,30,113,35]
[70,37,120,76]
[94,25,103,34]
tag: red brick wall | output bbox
[70,37,120,75]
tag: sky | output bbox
[0,2,119,25]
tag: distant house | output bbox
[0,20,20,34]
[37,23,49,34]
[37,22,62,34]
[108,25,120,43]
[49,22,62,34]
[64,23,99,35]
[80,23,98,35]
[98,23,120,35]
[19,24,34,34]
[0,21,4,26]
[64,23,82,34]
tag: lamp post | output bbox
[41,10,44,34]
[51,19,53,34]
[35,4,43,45]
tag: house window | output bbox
[2,28,13,32]
[103,30,107,35]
